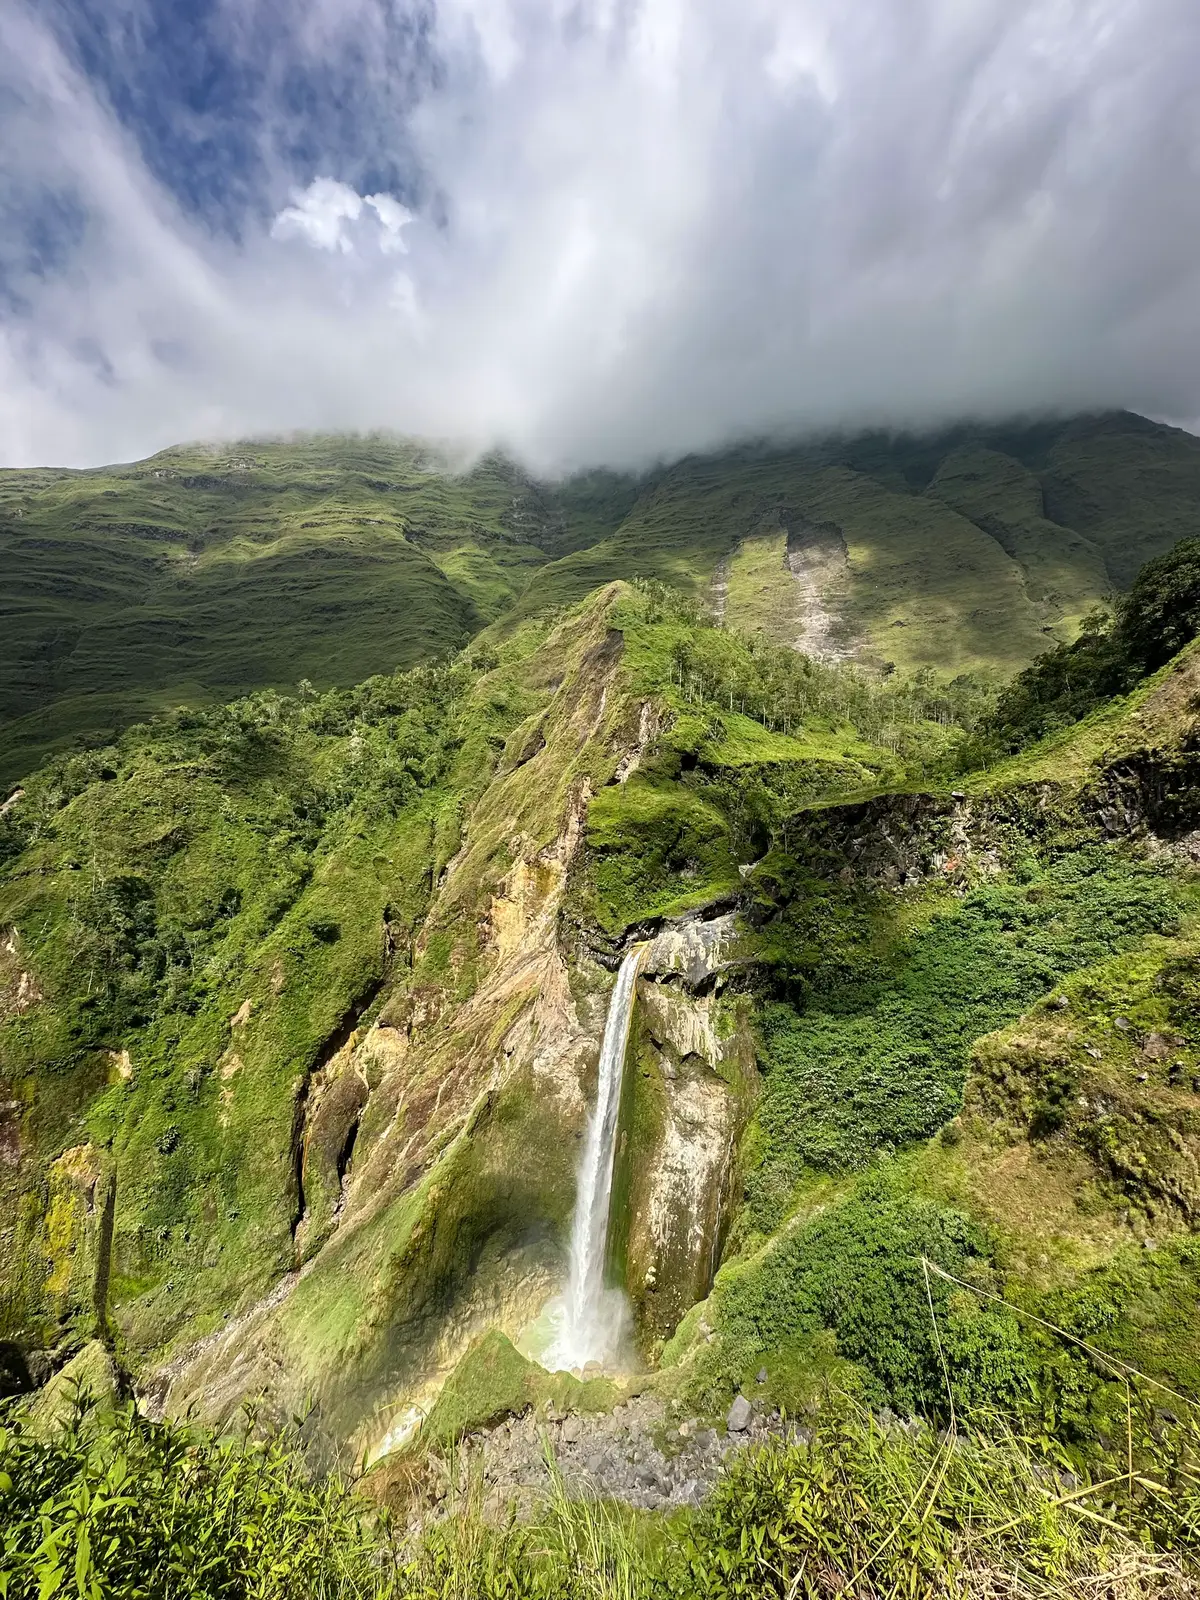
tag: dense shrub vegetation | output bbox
[7,541,1200,1596]
[633,579,993,769]
[748,846,1183,1209]
[681,1401,1200,1599]
[2,1393,1196,1598]
[0,1399,400,1597]
[5,658,472,1042]
[972,537,1200,757]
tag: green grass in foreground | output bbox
[1,1389,1196,1599]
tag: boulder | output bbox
[726,1394,752,1433]
[26,1341,119,1437]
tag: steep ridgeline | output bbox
[504,410,1200,677]
[0,582,927,1450]
[0,440,638,787]
[2,578,1200,1482]
[6,410,1200,789]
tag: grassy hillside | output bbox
[5,411,1200,791]
[0,438,593,786]
[651,645,1200,1457]
[5,574,1197,1411]
[3,568,1200,1589]
[497,413,1200,683]
[0,583,980,1390]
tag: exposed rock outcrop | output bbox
[154,594,662,1457]
[25,1340,120,1438]
[372,1389,802,1527]
[610,910,758,1350]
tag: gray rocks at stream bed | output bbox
[436,1392,808,1521]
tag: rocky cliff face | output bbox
[147,592,760,1457]
[608,914,757,1351]
[11,584,1200,1479]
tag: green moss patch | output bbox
[584,779,740,933]
[419,1329,617,1448]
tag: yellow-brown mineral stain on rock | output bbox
[157,595,632,1447]
[107,1049,133,1083]
[44,1144,103,1298]
[217,1051,244,1127]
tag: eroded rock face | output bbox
[154,598,650,1457]
[0,927,42,1020]
[642,911,743,991]
[609,911,758,1351]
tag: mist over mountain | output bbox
[9,9,1200,1595]
[4,0,1200,468]
[4,407,1198,786]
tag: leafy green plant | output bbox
[675,1399,1199,1599]
[0,1399,399,1599]
[3,1387,1196,1600]
[672,1176,1025,1418]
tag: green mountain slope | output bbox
[5,411,1200,792]
[0,438,604,785]
[3,565,1200,1475]
[496,412,1200,681]
[5,460,1200,1593]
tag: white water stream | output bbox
[543,945,644,1372]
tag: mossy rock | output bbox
[418,1329,617,1448]
[421,1329,536,1445]
[25,1340,119,1438]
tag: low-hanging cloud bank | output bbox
[2,0,1199,470]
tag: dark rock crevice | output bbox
[289,973,390,1247]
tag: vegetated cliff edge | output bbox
[3,579,1200,1471]
[1,585,771,1452]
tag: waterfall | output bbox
[545,944,644,1372]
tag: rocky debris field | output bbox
[422,1389,807,1522]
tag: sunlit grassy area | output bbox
[3,1386,1196,1599]
[7,411,1200,789]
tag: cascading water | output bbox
[544,945,644,1372]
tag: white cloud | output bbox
[3,0,1200,469]
[365,193,413,254]
[270,181,414,257]
[271,178,365,252]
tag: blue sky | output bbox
[33,0,433,238]
[3,0,1200,468]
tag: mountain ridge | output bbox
[4,571,1200,1463]
[5,409,1200,789]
